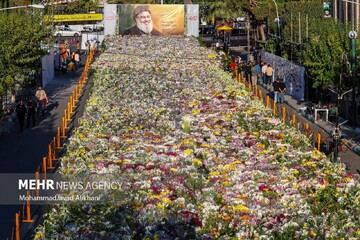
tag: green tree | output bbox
[278,0,352,90]
[52,0,99,14]
[0,9,48,100]
[301,20,351,90]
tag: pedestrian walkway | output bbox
[257,82,360,176]
[0,64,86,239]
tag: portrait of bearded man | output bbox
[122,5,162,36]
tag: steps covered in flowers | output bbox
[34,35,360,239]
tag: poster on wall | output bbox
[118,4,185,36]
[262,52,305,101]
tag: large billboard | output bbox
[118,4,184,36]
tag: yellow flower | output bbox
[223,181,232,186]
[170,168,177,172]
[311,150,323,160]
[184,149,194,155]
[345,176,352,181]
[246,110,253,115]
[209,171,220,176]
[87,163,95,169]
[232,160,242,165]
[182,138,193,146]
[162,197,172,205]
[78,133,86,139]
[310,232,317,237]
[193,158,202,166]
[192,109,200,116]
[234,204,249,212]
[356,228,360,236]
[201,143,210,148]
[157,203,164,209]
[256,143,265,149]
[224,164,235,171]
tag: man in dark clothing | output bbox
[122,5,161,36]
[27,98,36,128]
[277,79,286,103]
[245,63,252,83]
[272,78,281,103]
[15,99,27,132]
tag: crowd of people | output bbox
[227,55,286,103]
[14,86,48,132]
[59,39,83,73]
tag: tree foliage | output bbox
[53,0,99,14]
[0,10,48,96]
[278,0,352,90]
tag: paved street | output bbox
[0,66,85,239]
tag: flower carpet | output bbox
[35,35,360,239]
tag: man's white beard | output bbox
[137,21,153,34]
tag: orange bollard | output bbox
[317,132,321,150]
[282,106,286,123]
[22,191,35,223]
[43,156,47,180]
[292,114,296,127]
[52,137,57,160]
[15,213,20,240]
[273,101,277,115]
[259,90,263,103]
[305,123,309,137]
[57,127,62,148]
[266,95,270,108]
[35,171,40,198]
[68,102,73,116]
[72,92,76,106]
[48,145,55,170]
[75,85,79,100]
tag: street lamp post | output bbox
[272,0,282,56]
[0,4,45,11]
[349,30,357,127]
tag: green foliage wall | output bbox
[0,10,48,96]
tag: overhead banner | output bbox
[52,13,103,22]
[186,4,199,37]
[118,4,184,36]
[261,52,305,101]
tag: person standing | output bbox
[15,99,27,132]
[266,64,273,85]
[74,51,81,69]
[35,86,48,116]
[250,64,258,92]
[272,78,281,103]
[26,98,36,128]
[261,62,268,84]
[61,41,67,64]
[245,62,252,83]
[85,40,90,54]
[277,78,286,103]
[76,40,81,54]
